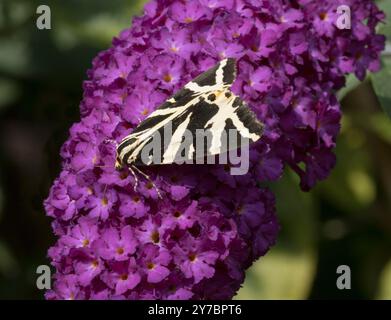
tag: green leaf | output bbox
[235,171,318,299]
[52,0,148,47]
[338,74,362,101]
[371,1,391,118]
[0,77,20,110]
[0,36,31,76]
[378,0,391,41]
[235,251,316,299]
[369,113,391,144]
[372,56,391,118]
[0,240,18,276]
[377,259,391,299]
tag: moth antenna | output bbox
[127,166,139,192]
[131,166,162,199]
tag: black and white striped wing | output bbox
[116,58,263,167]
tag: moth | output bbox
[114,58,264,191]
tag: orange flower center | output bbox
[251,45,258,52]
[120,274,128,281]
[101,197,108,206]
[319,12,328,20]
[163,74,172,83]
[146,182,154,190]
[147,262,155,270]
[151,231,160,244]
[91,260,99,268]
[188,253,197,262]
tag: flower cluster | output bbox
[45,0,385,299]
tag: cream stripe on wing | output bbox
[162,112,192,163]
[215,58,227,86]
[119,96,202,162]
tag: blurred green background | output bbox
[0,0,390,300]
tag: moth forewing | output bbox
[116,58,263,170]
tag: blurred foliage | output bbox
[0,0,390,300]
[0,0,148,299]
[237,80,391,299]
[372,0,391,118]
[378,259,391,299]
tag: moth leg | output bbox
[128,166,139,192]
[131,166,162,199]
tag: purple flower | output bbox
[162,200,198,230]
[297,147,337,191]
[118,191,149,218]
[145,54,185,89]
[313,9,338,38]
[152,28,200,59]
[45,172,77,221]
[74,255,102,286]
[45,0,384,300]
[245,29,279,59]
[167,288,194,300]
[122,87,167,125]
[102,258,141,295]
[46,275,83,300]
[93,52,136,86]
[173,236,219,284]
[200,0,234,10]
[247,66,272,95]
[137,215,168,246]
[140,244,171,283]
[205,38,244,60]
[169,2,209,24]
[86,186,117,220]
[279,8,304,28]
[289,32,308,55]
[61,217,99,249]
[97,226,137,261]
